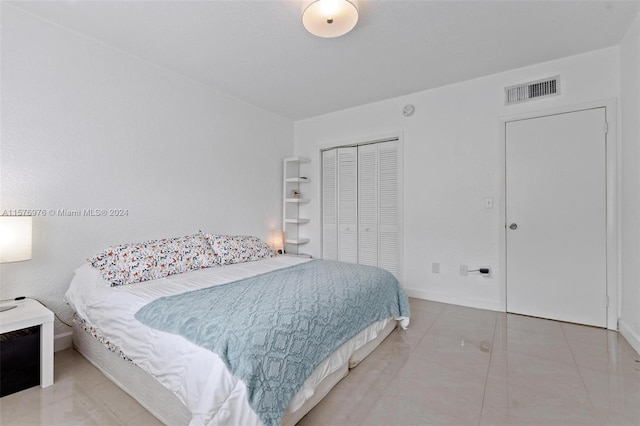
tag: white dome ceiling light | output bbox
[302,0,359,38]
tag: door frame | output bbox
[498,99,618,330]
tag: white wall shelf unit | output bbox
[285,238,310,245]
[285,218,310,224]
[283,157,311,256]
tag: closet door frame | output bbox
[320,133,404,282]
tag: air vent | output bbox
[505,76,559,105]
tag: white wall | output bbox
[620,11,640,354]
[295,47,620,312]
[0,4,293,339]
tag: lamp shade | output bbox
[0,216,33,263]
[302,0,358,38]
[270,230,284,254]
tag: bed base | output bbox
[73,319,397,425]
[73,321,191,424]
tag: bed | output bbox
[65,234,410,426]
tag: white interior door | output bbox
[337,147,358,263]
[358,144,378,266]
[506,108,607,327]
[377,141,400,277]
[322,149,337,260]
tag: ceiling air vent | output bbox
[505,76,559,105]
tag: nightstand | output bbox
[0,299,54,395]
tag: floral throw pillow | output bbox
[203,233,274,265]
[88,233,218,287]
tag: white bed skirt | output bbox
[73,317,397,425]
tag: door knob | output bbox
[509,223,518,230]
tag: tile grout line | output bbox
[559,323,601,423]
[477,312,505,426]
[353,302,446,426]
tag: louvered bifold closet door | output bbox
[337,147,358,263]
[322,149,338,260]
[358,144,378,266]
[377,141,400,277]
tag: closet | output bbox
[321,139,402,279]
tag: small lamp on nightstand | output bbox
[270,230,284,255]
[0,216,33,312]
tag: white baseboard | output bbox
[619,319,640,356]
[54,331,73,352]
[404,287,504,313]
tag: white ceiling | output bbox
[9,1,640,120]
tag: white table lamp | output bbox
[270,230,284,255]
[0,216,33,312]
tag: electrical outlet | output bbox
[432,262,440,273]
[460,265,468,276]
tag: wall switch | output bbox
[484,197,494,209]
[460,265,468,276]
[432,262,440,273]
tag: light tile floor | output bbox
[1,298,639,425]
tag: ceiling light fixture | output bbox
[302,0,358,38]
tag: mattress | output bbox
[65,256,406,425]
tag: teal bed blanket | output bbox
[134,259,410,426]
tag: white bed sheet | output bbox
[65,256,394,426]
